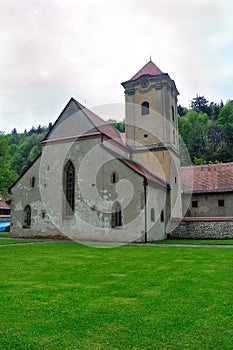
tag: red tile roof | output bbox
[0,195,11,209]
[101,145,168,191]
[181,163,233,194]
[130,60,163,81]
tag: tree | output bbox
[191,95,209,114]
[28,145,40,163]
[0,132,18,196]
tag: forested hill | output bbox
[0,124,51,197]
[0,96,233,197]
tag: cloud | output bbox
[0,0,232,132]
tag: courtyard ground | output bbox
[0,239,233,349]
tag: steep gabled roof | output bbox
[43,98,125,146]
[181,163,233,194]
[72,99,124,146]
[130,60,163,81]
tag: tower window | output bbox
[111,202,122,228]
[141,101,150,116]
[64,161,75,216]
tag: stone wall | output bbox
[170,217,233,239]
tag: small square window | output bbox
[192,200,198,208]
[218,199,224,207]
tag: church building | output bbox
[10,60,182,242]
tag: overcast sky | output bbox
[0,0,232,133]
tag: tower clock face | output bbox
[140,78,149,88]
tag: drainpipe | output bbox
[143,178,147,243]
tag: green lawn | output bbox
[0,239,42,245]
[153,239,233,245]
[0,243,232,350]
[0,231,10,238]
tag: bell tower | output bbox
[121,60,182,218]
[121,59,179,150]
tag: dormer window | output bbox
[141,101,150,116]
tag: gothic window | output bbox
[151,208,155,222]
[141,101,150,116]
[111,201,122,228]
[64,161,75,216]
[24,205,31,228]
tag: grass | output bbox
[0,231,10,238]
[0,239,42,245]
[153,239,233,245]
[0,242,233,349]
[0,232,41,244]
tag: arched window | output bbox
[111,201,122,228]
[24,205,31,228]
[151,208,155,222]
[141,101,150,115]
[64,161,75,216]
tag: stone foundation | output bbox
[170,217,233,239]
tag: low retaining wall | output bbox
[170,217,233,239]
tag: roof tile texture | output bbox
[181,163,233,194]
[130,60,163,81]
